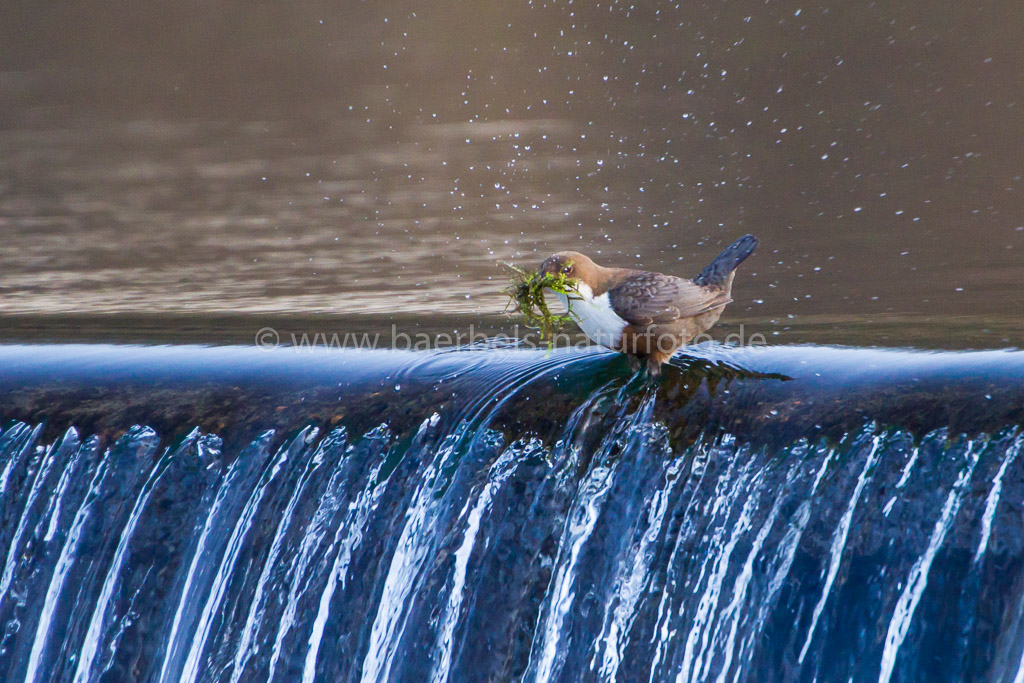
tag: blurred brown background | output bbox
[1,0,1022,346]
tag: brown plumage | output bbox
[539,235,758,373]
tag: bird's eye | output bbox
[562,264,573,275]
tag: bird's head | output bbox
[539,250,599,290]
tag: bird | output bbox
[539,234,758,374]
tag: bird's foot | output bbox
[624,354,664,385]
[641,360,664,387]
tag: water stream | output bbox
[0,342,1021,681]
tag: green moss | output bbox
[502,262,580,346]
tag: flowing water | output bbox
[2,0,1024,347]
[0,342,1022,682]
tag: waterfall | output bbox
[0,342,1021,681]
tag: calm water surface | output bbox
[1,0,1022,346]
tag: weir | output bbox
[0,342,1022,681]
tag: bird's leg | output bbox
[625,354,644,373]
[624,354,663,386]
[644,348,673,378]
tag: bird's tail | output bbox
[693,234,759,287]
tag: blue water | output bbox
[0,343,1022,681]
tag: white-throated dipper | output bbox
[540,234,758,373]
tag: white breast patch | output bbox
[554,284,628,349]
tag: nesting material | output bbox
[503,263,580,345]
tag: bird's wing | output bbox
[608,271,731,326]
